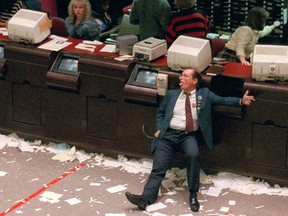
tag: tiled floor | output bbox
[1,137,288,216]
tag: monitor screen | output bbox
[0,46,4,58]
[50,52,79,75]
[135,69,157,85]
[58,58,78,72]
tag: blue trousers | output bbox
[141,129,200,204]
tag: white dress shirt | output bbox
[169,89,199,131]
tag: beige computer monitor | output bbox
[118,14,140,37]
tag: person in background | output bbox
[165,0,212,46]
[0,0,24,27]
[125,68,255,212]
[108,0,133,26]
[24,0,42,11]
[91,0,119,42]
[57,0,70,19]
[217,7,281,66]
[65,0,100,41]
[129,0,172,41]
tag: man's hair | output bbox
[191,69,202,88]
[245,7,269,30]
[174,0,196,9]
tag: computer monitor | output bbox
[128,64,158,89]
[252,44,288,81]
[118,14,140,37]
[7,9,51,44]
[167,35,212,72]
[0,45,4,58]
[50,52,79,75]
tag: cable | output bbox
[141,125,154,139]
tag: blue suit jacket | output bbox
[151,87,241,152]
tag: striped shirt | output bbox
[0,0,23,23]
[166,7,212,45]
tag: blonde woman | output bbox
[65,0,100,40]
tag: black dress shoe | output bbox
[125,192,147,210]
[190,198,200,212]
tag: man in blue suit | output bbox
[125,68,255,212]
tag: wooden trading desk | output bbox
[1,35,288,185]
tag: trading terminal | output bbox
[1,1,288,215]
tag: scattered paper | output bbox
[18,140,34,152]
[151,212,167,216]
[219,206,229,212]
[38,39,72,51]
[75,43,95,52]
[146,202,167,212]
[51,153,72,162]
[114,55,133,61]
[65,198,82,205]
[206,187,222,197]
[255,205,264,209]
[105,214,126,216]
[41,191,63,200]
[0,171,7,176]
[100,44,116,53]
[106,185,127,193]
[90,182,101,186]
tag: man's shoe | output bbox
[190,198,200,212]
[125,192,147,210]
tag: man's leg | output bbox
[181,134,200,199]
[141,137,175,204]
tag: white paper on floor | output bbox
[146,202,167,212]
[151,212,167,216]
[105,214,126,216]
[1,132,288,199]
[106,184,127,193]
[65,197,82,205]
[206,187,222,197]
[0,171,7,176]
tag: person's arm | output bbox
[99,26,120,40]
[165,16,176,46]
[87,20,101,41]
[209,88,254,107]
[159,1,172,32]
[234,27,253,65]
[129,0,139,25]
[259,21,281,38]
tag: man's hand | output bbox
[241,90,255,106]
[154,130,160,138]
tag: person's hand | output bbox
[154,130,160,138]
[239,55,251,66]
[241,60,251,66]
[273,21,281,28]
[108,26,120,34]
[241,90,255,106]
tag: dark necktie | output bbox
[185,93,193,133]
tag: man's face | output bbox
[179,69,197,92]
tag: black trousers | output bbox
[141,128,200,204]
